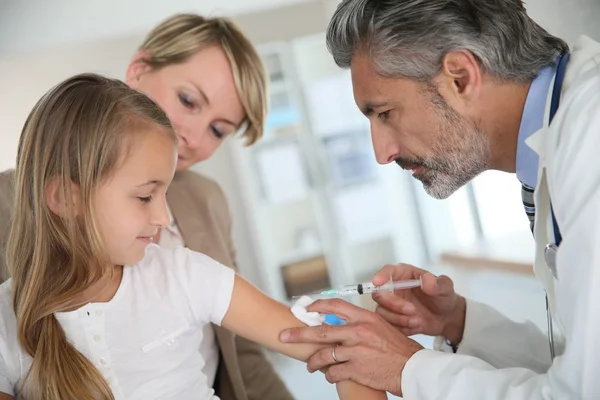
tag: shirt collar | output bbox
[515,63,557,188]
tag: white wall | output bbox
[524,0,600,42]
[0,34,141,171]
[0,0,312,57]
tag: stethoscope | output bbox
[544,245,557,360]
[543,51,570,361]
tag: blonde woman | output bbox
[0,14,289,400]
[0,73,385,400]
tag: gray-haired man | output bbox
[280,0,600,398]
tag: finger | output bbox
[375,306,421,329]
[375,306,410,325]
[372,293,416,314]
[421,273,454,297]
[372,263,426,286]
[324,362,354,384]
[396,326,423,336]
[306,345,351,373]
[406,327,423,336]
[280,324,357,345]
[388,323,423,337]
[306,298,372,324]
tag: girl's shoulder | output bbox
[137,245,226,272]
[131,245,231,289]
[129,245,234,326]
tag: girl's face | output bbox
[127,45,246,171]
[93,128,177,266]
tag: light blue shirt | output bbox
[516,63,558,188]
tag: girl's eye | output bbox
[138,196,152,203]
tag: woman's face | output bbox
[127,45,246,171]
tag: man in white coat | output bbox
[279,0,600,398]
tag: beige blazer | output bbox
[0,169,293,400]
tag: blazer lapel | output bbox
[166,172,208,253]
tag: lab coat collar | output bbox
[525,35,598,159]
[525,127,544,157]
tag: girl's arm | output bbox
[222,275,387,400]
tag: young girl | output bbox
[0,74,385,400]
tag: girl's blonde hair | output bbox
[6,73,176,399]
[138,13,268,145]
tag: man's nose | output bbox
[371,125,401,165]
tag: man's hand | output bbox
[372,264,466,344]
[279,299,423,396]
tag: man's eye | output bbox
[378,111,390,121]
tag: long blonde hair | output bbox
[6,73,175,399]
[138,13,268,145]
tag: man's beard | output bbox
[396,89,491,199]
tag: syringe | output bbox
[318,277,422,297]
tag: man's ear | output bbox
[436,49,483,102]
[125,50,152,87]
[45,178,82,218]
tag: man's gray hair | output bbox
[326,0,569,82]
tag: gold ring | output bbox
[331,345,339,363]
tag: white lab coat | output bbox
[402,35,600,400]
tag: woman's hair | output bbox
[6,73,176,399]
[138,13,268,145]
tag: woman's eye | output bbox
[211,126,224,139]
[138,196,152,203]
[178,93,195,109]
